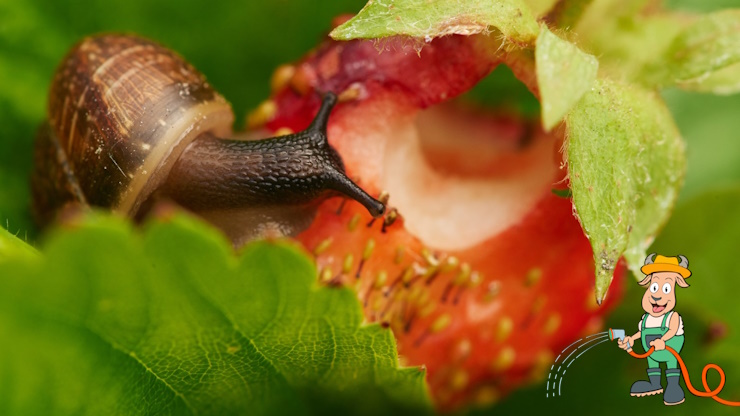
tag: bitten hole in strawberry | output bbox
[383,103,558,250]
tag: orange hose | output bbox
[628,346,740,406]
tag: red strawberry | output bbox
[253,29,625,410]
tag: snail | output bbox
[31,34,385,244]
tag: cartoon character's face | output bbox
[641,272,680,317]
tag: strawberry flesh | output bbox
[259,33,625,410]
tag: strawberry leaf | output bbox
[0,214,431,415]
[535,25,598,131]
[565,79,686,301]
[330,0,540,44]
[665,9,740,93]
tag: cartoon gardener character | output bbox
[618,253,691,405]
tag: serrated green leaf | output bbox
[330,0,539,44]
[535,25,598,130]
[0,214,430,415]
[666,9,740,93]
[565,79,686,302]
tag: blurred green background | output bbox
[1,0,739,414]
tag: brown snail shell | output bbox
[32,35,232,225]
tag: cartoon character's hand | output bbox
[618,336,633,351]
[650,338,666,351]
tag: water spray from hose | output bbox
[546,331,610,398]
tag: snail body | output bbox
[32,34,384,244]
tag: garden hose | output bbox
[610,328,740,406]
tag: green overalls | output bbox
[641,311,684,373]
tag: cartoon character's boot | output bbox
[630,368,663,396]
[663,369,685,405]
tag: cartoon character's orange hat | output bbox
[640,254,691,278]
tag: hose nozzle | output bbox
[609,328,625,342]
